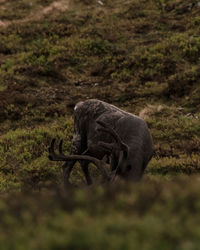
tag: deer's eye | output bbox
[127,165,131,171]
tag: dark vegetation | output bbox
[0,0,199,248]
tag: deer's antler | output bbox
[96,120,129,155]
[49,139,110,181]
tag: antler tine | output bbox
[48,138,57,160]
[59,139,63,155]
[49,138,67,161]
[96,120,129,153]
[49,138,55,153]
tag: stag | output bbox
[49,99,153,186]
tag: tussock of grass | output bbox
[1,178,200,249]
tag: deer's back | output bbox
[74,99,153,167]
[74,99,151,143]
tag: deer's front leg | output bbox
[61,133,83,186]
[61,160,76,187]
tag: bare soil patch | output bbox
[0,0,69,28]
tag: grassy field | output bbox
[0,0,200,249]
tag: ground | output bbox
[0,0,200,249]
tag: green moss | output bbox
[0,117,73,191]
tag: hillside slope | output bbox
[0,0,200,248]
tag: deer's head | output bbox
[96,120,132,180]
